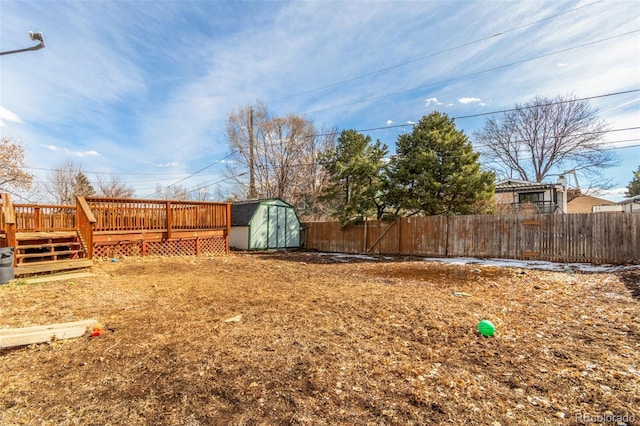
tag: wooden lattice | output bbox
[199,236,228,256]
[93,242,142,258]
[93,237,227,259]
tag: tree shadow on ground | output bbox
[249,249,403,265]
[618,270,640,302]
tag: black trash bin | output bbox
[0,247,15,284]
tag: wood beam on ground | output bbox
[0,319,98,349]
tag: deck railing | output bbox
[13,204,76,231]
[84,197,230,234]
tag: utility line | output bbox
[303,29,640,115]
[142,151,236,198]
[270,0,603,103]
[22,91,637,189]
[312,91,640,137]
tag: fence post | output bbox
[397,217,401,255]
[363,218,368,254]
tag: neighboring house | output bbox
[618,195,640,212]
[591,195,640,213]
[567,194,615,213]
[495,178,568,214]
[229,198,301,250]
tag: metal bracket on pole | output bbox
[0,32,45,56]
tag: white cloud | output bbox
[557,62,569,67]
[406,120,416,125]
[458,97,482,104]
[42,144,99,157]
[386,120,393,126]
[0,106,23,127]
[155,162,181,168]
[425,97,443,107]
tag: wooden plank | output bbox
[16,231,77,240]
[17,250,83,259]
[0,319,98,349]
[14,259,92,276]
[16,242,81,250]
[24,272,95,284]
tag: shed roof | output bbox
[230,198,295,226]
[231,201,260,226]
[618,195,640,205]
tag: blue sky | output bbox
[1,0,638,202]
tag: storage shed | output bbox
[229,199,301,250]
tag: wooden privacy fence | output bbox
[303,212,640,264]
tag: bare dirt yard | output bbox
[1,252,638,426]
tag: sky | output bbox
[1,0,639,202]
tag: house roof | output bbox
[567,195,615,214]
[495,179,560,193]
[618,195,640,205]
[230,198,296,226]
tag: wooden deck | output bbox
[1,194,231,276]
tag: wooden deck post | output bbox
[166,201,172,240]
[33,207,41,231]
[1,194,17,261]
[76,196,97,259]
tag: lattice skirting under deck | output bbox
[93,236,228,259]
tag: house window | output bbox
[519,192,544,203]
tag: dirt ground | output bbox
[0,252,638,426]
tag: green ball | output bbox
[478,320,495,337]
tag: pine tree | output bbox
[626,165,640,197]
[74,172,95,198]
[385,112,495,216]
[319,129,388,224]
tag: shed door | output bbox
[267,206,287,249]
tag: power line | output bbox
[20,91,637,193]
[310,91,640,137]
[303,29,640,115]
[270,0,604,103]
[156,92,638,189]
[143,151,236,198]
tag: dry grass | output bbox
[0,252,638,425]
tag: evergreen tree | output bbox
[319,129,388,224]
[626,165,640,197]
[74,172,95,198]
[385,112,495,216]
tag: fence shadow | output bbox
[617,270,640,302]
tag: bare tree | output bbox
[153,183,190,200]
[45,161,95,204]
[474,95,616,185]
[95,174,135,198]
[0,136,33,193]
[225,102,335,217]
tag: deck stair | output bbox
[14,231,92,275]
